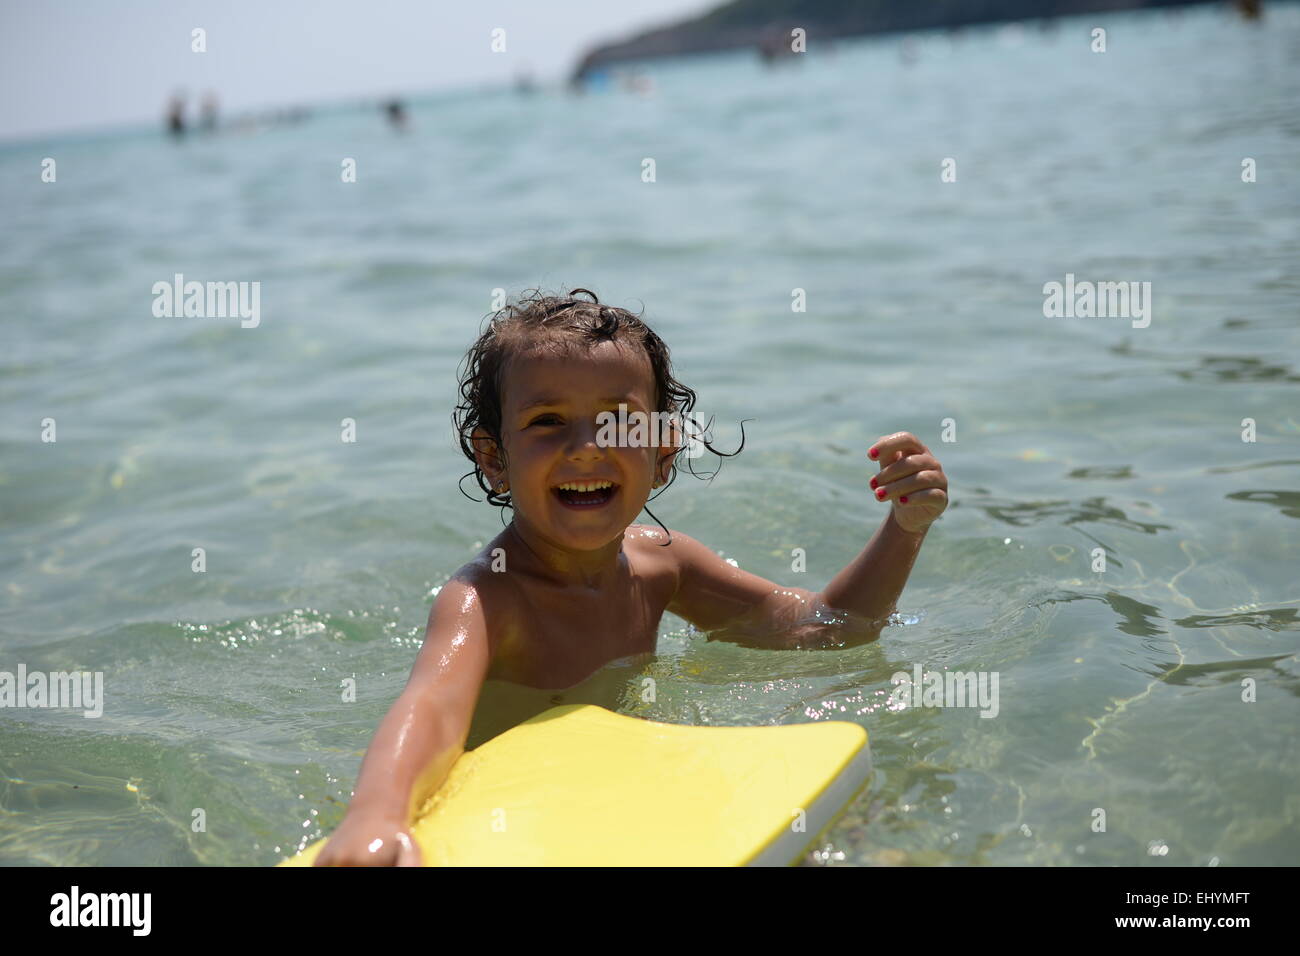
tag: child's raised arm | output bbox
[313,575,491,866]
[666,431,947,648]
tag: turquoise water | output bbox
[2,4,1298,866]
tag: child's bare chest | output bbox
[486,551,676,690]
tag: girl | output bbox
[315,289,948,865]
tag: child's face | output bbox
[477,340,676,551]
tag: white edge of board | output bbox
[745,733,874,867]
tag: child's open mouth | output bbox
[552,480,619,509]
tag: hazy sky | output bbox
[0,0,712,141]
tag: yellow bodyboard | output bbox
[279,704,871,866]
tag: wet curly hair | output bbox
[453,288,745,542]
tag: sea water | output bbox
[1,4,1298,865]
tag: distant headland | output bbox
[571,0,1231,83]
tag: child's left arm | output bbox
[666,431,947,647]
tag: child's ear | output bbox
[470,427,506,484]
[654,416,685,483]
[658,461,673,486]
[655,446,679,485]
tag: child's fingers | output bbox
[871,469,947,503]
[868,432,929,466]
[865,434,948,530]
[869,452,941,490]
[396,831,421,867]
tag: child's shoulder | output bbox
[626,522,670,544]
[624,524,716,577]
[428,547,520,619]
[450,549,515,597]
[626,523,707,554]
[431,555,528,659]
[625,523,679,554]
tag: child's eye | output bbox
[529,415,560,426]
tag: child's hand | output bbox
[313,811,422,867]
[867,431,948,534]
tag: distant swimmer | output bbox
[899,36,919,66]
[165,92,186,136]
[384,98,408,130]
[200,91,219,132]
[757,25,797,64]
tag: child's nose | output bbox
[565,419,608,457]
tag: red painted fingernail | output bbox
[876,487,887,500]
[868,447,878,459]
[869,476,878,489]
[900,496,909,504]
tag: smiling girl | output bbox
[314,288,948,865]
